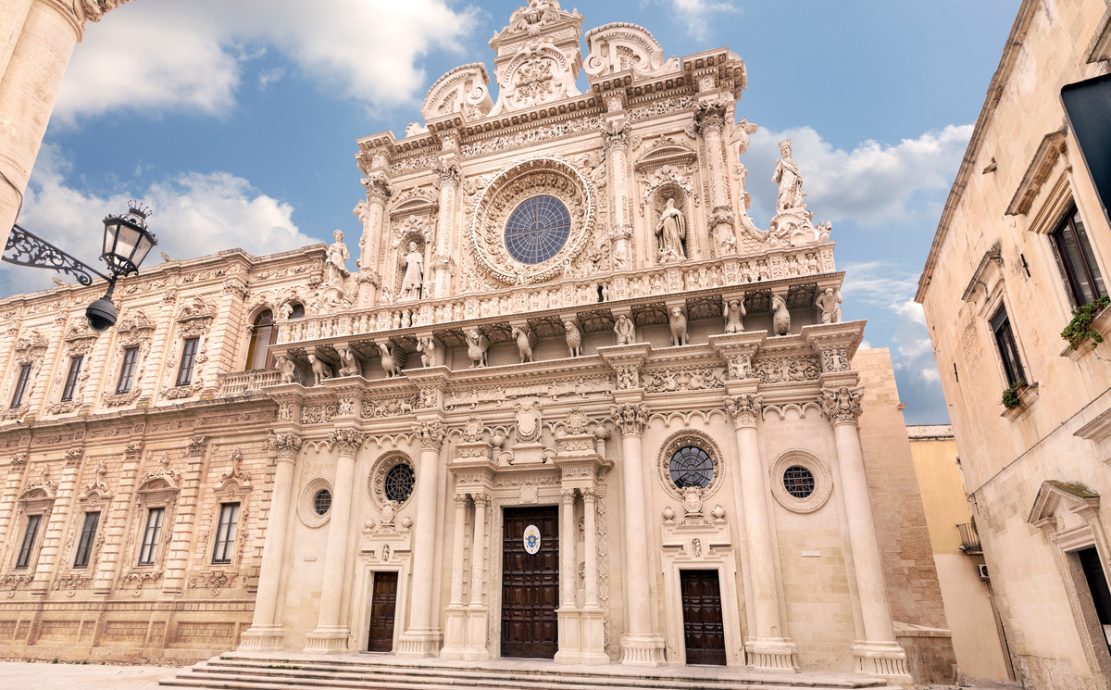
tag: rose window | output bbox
[504,195,572,264]
[669,446,714,489]
[384,463,416,503]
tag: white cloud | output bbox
[2,145,317,296]
[745,124,972,227]
[56,0,478,124]
[669,0,739,40]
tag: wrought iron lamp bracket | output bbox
[3,224,114,287]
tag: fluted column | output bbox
[582,489,600,608]
[354,172,391,307]
[441,493,469,659]
[821,386,911,682]
[241,433,302,650]
[604,123,633,270]
[431,163,459,298]
[725,394,797,671]
[695,102,737,257]
[463,491,490,660]
[612,402,666,665]
[305,428,365,653]
[559,488,577,608]
[398,420,446,656]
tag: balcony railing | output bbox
[217,369,282,397]
[956,522,982,554]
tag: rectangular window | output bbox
[176,338,199,387]
[15,514,41,569]
[60,355,83,402]
[991,307,1026,387]
[10,363,31,409]
[1051,206,1107,306]
[116,346,139,394]
[73,511,101,569]
[211,502,241,565]
[137,507,165,566]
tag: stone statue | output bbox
[668,307,688,347]
[377,342,402,377]
[723,296,746,333]
[308,353,332,385]
[771,294,791,336]
[466,328,489,368]
[772,139,805,213]
[732,118,759,158]
[278,301,294,321]
[417,336,436,368]
[564,320,582,357]
[614,314,636,345]
[323,230,350,288]
[337,345,360,377]
[512,326,534,363]
[276,354,297,384]
[816,220,832,241]
[655,197,687,262]
[400,241,424,300]
[816,288,843,324]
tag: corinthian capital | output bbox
[269,432,303,461]
[330,429,367,456]
[361,173,392,202]
[724,394,762,428]
[80,0,131,23]
[436,163,461,185]
[820,386,864,426]
[413,420,447,450]
[694,101,728,134]
[611,403,649,437]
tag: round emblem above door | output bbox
[523,524,542,555]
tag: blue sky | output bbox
[2,0,1021,423]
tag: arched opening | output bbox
[245,309,277,370]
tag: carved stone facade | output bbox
[0,1,948,685]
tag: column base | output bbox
[463,606,490,661]
[555,607,582,664]
[852,641,913,686]
[440,606,468,660]
[238,625,286,652]
[620,633,666,666]
[303,626,350,654]
[745,638,798,672]
[578,607,609,665]
[396,629,443,657]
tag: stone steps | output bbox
[159,652,900,690]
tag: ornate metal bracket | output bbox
[3,224,111,287]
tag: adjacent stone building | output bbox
[916,1,1111,688]
[0,2,952,686]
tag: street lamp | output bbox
[3,202,158,332]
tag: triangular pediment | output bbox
[1028,480,1100,529]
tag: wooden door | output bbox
[367,571,398,652]
[501,506,559,659]
[680,570,727,665]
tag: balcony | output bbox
[217,369,282,398]
[956,522,982,555]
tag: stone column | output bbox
[579,487,608,664]
[464,491,490,660]
[695,102,737,257]
[305,428,365,653]
[612,402,666,665]
[354,172,391,307]
[440,493,469,659]
[240,432,302,651]
[397,420,446,656]
[431,162,460,298]
[604,121,633,270]
[821,386,911,683]
[724,393,797,671]
[555,487,581,664]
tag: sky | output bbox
[1,0,1022,424]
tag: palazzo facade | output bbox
[0,2,952,685]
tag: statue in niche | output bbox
[323,230,350,288]
[337,345,360,377]
[816,287,843,324]
[772,139,805,213]
[614,314,636,345]
[723,296,746,333]
[771,294,791,336]
[278,301,294,321]
[655,197,687,263]
[400,241,424,301]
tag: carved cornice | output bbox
[724,393,762,428]
[820,386,864,427]
[611,402,649,437]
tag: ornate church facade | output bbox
[0,2,952,685]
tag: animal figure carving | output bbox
[771,294,791,336]
[466,328,489,368]
[669,307,688,347]
[308,354,332,386]
[512,326,534,363]
[564,320,582,357]
[378,342,402,377]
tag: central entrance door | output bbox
[501,505,559,659]
[367,571,398,652]
[680,569,727,665]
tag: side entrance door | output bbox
[680,569,727,665]
[367,571,398,652]
[501,505,559,658]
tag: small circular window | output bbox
[313,488,332,515]
[504,195,572,265]
[669,446,714,489]
[384,463,415,503]
[783,465,816,499]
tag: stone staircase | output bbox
[159,652,903,690]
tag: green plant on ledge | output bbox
[1002,380,1026,410]
[1061,295,1111,351]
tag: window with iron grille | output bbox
[138,507,164,566]
[1050,206,1106,307]
[116,346,139,394]
[384,463,415,503]
[313,489,332,516]
[176,338,199,387]
[991,307,1026,387]
[10,363,31,409]
[15,514,41,569]
[211,502,240,564]
[73,511,101,568]
[60,355,83,402]
[669,446,714,489]
[783,465,816,499]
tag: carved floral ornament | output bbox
[469,157,596,285]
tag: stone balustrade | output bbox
[217,369,282,397]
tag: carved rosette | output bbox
[724,394,763,429]
[413,420,447,450]
[611,403,649,437]
[330,429,366,457]
[820,386,864,426]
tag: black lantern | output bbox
[100,203,156,277]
